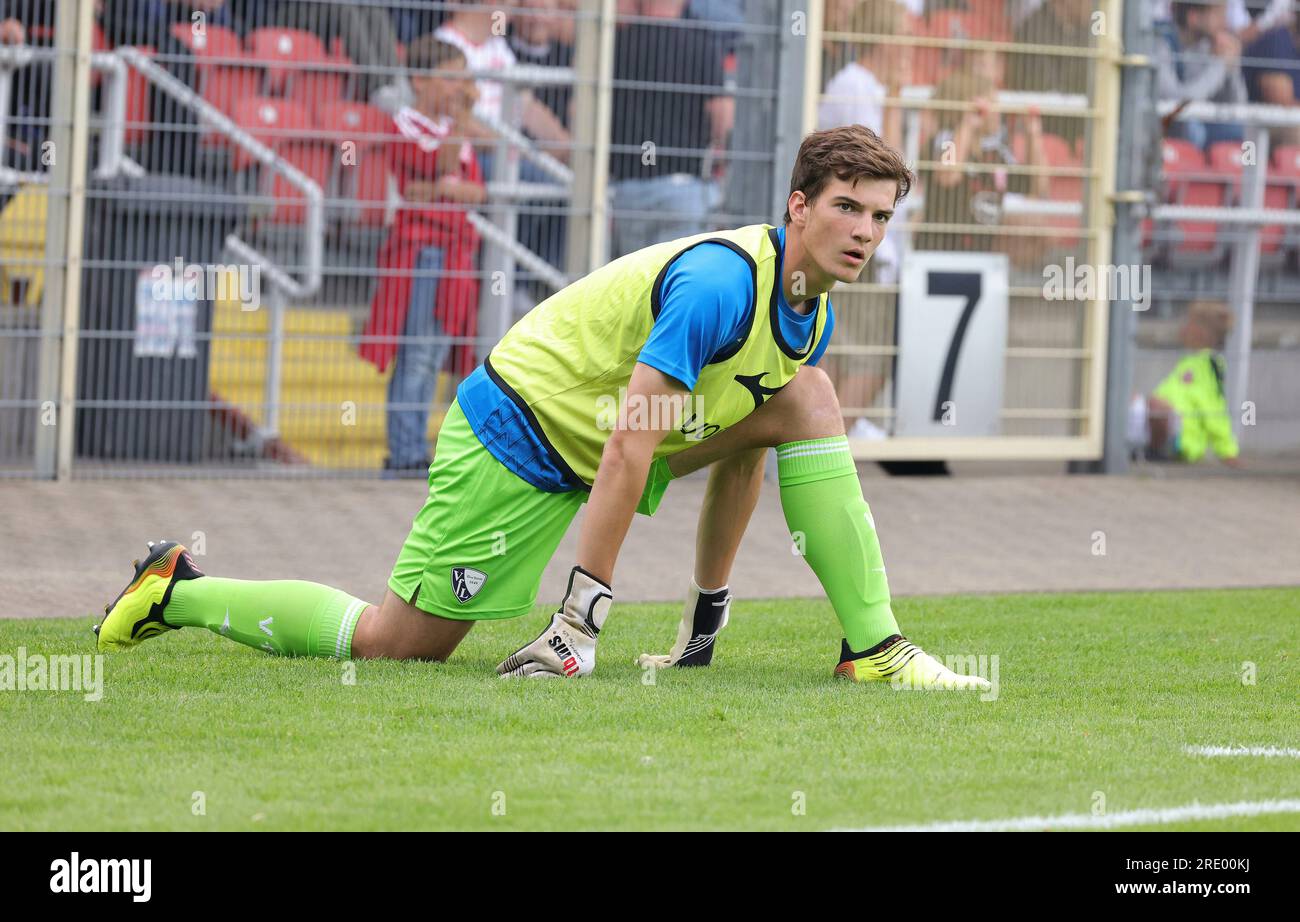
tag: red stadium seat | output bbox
[1160,140,1224,261]
[1011,131,1083,247]
[269,142,334,223]
[171,22,243,66]
[1160,138,1208,195]
[286,69,349,121]
[200,65,262,119]
[246,27,348,119]
[246,27,330,93]
[317,101,392,148]
[351,145,391,226]
[1270,146,1300,263]
[1272,144,1300,179]
[318,103,393,225]
[1207,141,1289,259]
[123,46,155,145]
[229,97,315,169]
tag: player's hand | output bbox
[1213,30,1241,62]
[636,580,730,669]
[497,567,611,678]
[404,180,436,202]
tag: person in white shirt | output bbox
[818,0,914,284]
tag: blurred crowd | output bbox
[0,1,1290,470]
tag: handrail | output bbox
[467,211,569,292]
[1158,99,1300,128]
[0,46,138,183]
[477,110,573,185]
[116,46,322,301]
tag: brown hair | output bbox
[784,125,913,223]
[405,34,467,74]
[836,0,905,37]
[1187,300,1234,349]
[932,66,997,134]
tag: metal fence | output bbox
[1,1,1296,478]
[812,0,1115,459]
[0,0,796,478]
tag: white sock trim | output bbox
[777,437,849,457]
[335,599,364,659]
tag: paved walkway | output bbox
[3,464,1297,620]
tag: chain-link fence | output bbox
[813,0,1110,452]
[0,0,793,478]
[3,1,1295,478]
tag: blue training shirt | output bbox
[457,225,835,491]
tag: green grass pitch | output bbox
[2,588,1296,830]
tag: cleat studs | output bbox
[132,559,140,568]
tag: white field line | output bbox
[1185,746,1300,759]
[833,799,1300,832]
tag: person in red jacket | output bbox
[360,35,487,476]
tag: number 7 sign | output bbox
[895,251,1009,438]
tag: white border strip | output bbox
[833,799,1300,832]
[1186,746,1300,759]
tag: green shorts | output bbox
[388,400,674,621]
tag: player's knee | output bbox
[775,366,842,436]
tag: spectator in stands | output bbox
[608,0,731,258]
[98,0,222,177]
[1242,12,1300,145]
[914,52,1051,259]
[1008,0,1093,148]
[1129,300,1244,467]
[0,1,53,174]
[1153,0,1293,45]
[360,37,486,477]
[509,0,575,285]
[374,2,566,182]
[817,0,912,283]
[435,0,518,140]
[1156,1,1249,149]
[510,0,575,132]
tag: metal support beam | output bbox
[1095,0,1157,473]
[1224,125,1268,447]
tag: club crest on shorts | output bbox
[451,567,487,603]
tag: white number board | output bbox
[895,251,1008,438]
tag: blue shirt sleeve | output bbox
[637,243,753,391]
[808,300,834,366]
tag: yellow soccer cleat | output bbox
[835,635,991,691]
[94,540,204,651]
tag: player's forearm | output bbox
[694,447,766,589]
[576,435,655,586]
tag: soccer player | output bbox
[96,125,989,691]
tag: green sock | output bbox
[165,578,369,659]
[777,436,900,652]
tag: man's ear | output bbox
[788,190,808,227]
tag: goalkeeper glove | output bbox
[636,579,730,669]
[497,566,611,678]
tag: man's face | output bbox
[1188,1,1225,38]
[413,58,472,116]
[791,176,898,285]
